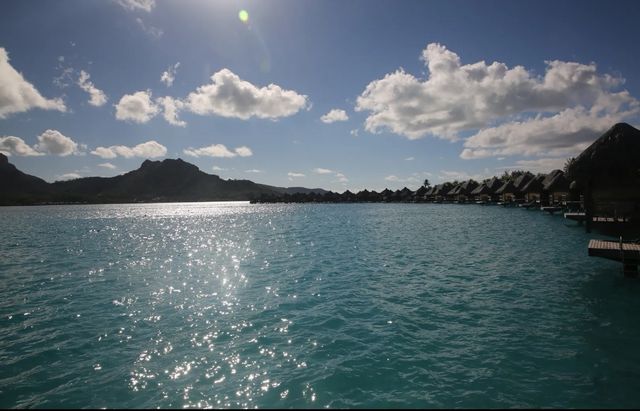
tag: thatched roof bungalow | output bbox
[542,170,570,205]
[521,174,545,202]
[496,180,517,202]
[567,122,640,221]
[470,183,493,202]
[447,180,479,203]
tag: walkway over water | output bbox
[588,239,640,276]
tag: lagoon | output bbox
[1,202,639,408]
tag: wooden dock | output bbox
[564,212,585,222]
[588,239,640,277]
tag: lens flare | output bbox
[238,10,249,23]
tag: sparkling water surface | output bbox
[1,202,639,408]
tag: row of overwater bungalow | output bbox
[422,169,571,205]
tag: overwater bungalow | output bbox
[447,180,479,203]
[380,188,393,202]
[496,180,517,203]
[414,186,428,202]
[567,122,640,227]
[521,174,545,203]
[542,171,570,205]
[512,173,533,201]
[470,183,492,202]
[432,182,454,202]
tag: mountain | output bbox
[0,153,54,204]
[0,155,325,205]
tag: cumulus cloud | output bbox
[320,108,349,123]
[183,144,253,158]
[334,172,348,183]
[460,106,635,159]
[156,96,186,127]
[161,62,180,87]
[245,169,262,173]
[234,146,253,157]
[0,136,43,156]
[77,70,107,107]
[115,90,159,123]
[313,168,334,174]
[497,158,568,173]
[0,48,66,118]
[115,0,155,12]
[98,162,117,169]
[356,43,638,145]
[91,140,166,159]
[287,172,305,178]
[34,129,81,156]
[185,68,309,120]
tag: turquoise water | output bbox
[1,202,639,408]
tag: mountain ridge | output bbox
[0,154,327,205]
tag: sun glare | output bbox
[238,9,249,23]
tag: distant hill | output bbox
[0,154,327,205]
[259,185,329,195]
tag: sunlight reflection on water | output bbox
[1,203,639,408]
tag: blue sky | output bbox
[1,0,640,192]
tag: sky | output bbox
[1,0,640,192]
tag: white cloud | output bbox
[234,146,253,157]
[77,70,107,107]
[156,96,186,127]
[115,90,159,123]
[115,0,155,12]
[356,43,638,141]
[98,162,117,169]
[245,169,262,173]
[0,48,66,118]
[460,106,635,159]
[34,129,81,156]
[185,68,309,120]
[320,108,349,123]
[287,172,305,178]
[384,174,418,183]
[212,165,226,171]
[405,157,415,161]
[135,18,163,39]
[334,172,349,183]
[183,144,252,158]
[350,129,359,137]
[0,136,43,156]
[91,140,167,159]
[161,62,180,87]
[56,173,82,181]
[500,158,568,173]
[313,168,334,174]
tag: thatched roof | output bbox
[485,177,503,192]
[521,174,545,193]
[543,171,570,192]
[495,180,516,195]
[470,183,492,196]
[568,122,640,186]
[513,173,532,191]
[447,184,462,196]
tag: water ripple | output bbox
[0,202,639,408]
